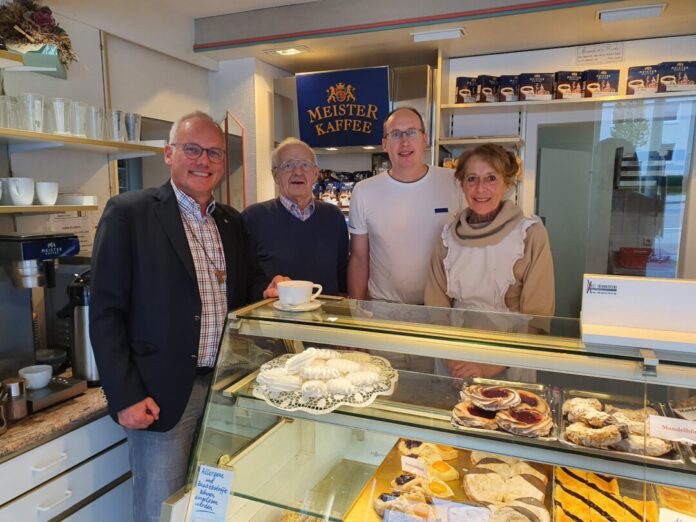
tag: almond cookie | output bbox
[565,421,624,448]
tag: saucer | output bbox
[273,300,322,312]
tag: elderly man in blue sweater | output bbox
[242,137,349,296]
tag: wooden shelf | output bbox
[0,128,164,160]
[0,50,23,68]
[441,91,696,114]
[0,204,98,215]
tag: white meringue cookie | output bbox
[345,371,380,386]
[359,362,381,374]
[257,369,302,392]
[312,348,340,359]
[327,358,361,374]
[327,378,354,395]
[302,380,328,398]
[284,348,318,374]
[340,351,371,363]
[300,365,341,380]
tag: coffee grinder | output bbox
[0,232,87,411]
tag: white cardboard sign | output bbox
[576,43,624,65]
[191,465,234,522]
[659,507,696,522]
[400,455,428,478]
[649,415,696,444]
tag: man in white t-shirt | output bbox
[347,107,463,304]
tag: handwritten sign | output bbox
[673,405,696,422]
[649,415,696,444]
[576,43,624,65]
[400,455,428,478]
[659,507,696,522]
[191,465,234,522]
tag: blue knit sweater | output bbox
[242,198,349,295]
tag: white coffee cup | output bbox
[7,177,35,206]
[458,88,471,97]
[660,75,676,85]
[500,87,514,95]
[36,181,58,205]
[278,280,322,306]
[628,79,644,88]
[558,84,571,93]
[519,85,534,97]
[586,82,601,93]
[481,87,493,95]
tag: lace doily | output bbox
[252,354,398,414]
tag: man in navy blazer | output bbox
[90,111,268,522]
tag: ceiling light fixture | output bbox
[597,4,665,22]
[411,27,465,43]
[325,147,338,151]
[262,45,309,56]
[362,146,375,150]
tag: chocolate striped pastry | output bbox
[504,474,546,503]
[554,467,657,522]
[510,498,551,522]
[462,467,506,503]
[463,385,521,411]
[470,451,519,466]
[475,457,512,478]
[510,462,549,486]
[489,505,542,521]
[496,407,553,437]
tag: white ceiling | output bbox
[160,0,317,18]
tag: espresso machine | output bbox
[0,232,88,410]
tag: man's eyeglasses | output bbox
[171,143,225,163]
[275,159,317,172]
[385,128,423,140]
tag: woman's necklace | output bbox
[182,218,226,285]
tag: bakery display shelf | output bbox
[440,91,696,115]
[0,204,98,214]
[0,127,164,159]
[230,302,696,387]
[228,378,696,489]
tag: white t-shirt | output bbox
[349,166,464,304]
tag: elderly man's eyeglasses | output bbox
[385,128,423,140]
[275,159,317,172]
[171,143,225,163]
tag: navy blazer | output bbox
[89,182,264,431]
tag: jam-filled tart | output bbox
[462,385,521,411]
[453,400,499,430]
[496,406,553,437]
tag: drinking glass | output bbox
[69,101,87,137]
[48,97,70,134]
[0,95,16,128]
[125,112,141,142]
[18,93,44,132]
[85,105,104,140]
[106,109,125,141]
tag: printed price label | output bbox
[191,465,234,522]
[400,455,428,478]
[649,415,696,444]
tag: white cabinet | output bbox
[0,415,132,521]
[64,474,133,522]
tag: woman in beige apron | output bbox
[425,144,555,382]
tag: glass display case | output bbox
[174,297,696,521]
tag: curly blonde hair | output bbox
[454,144,520,187]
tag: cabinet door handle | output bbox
[36,490,73,512]
[31,451,68,473]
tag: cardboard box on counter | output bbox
[518,73,554,100]
[455,76,478,103]
[584,69,620,97]
[498,75,519,102]
[476,75,499,103]
[657,61,696,93]
[555,71,585,99]
[626,65,659,95]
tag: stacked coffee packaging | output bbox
[454,60,695,103]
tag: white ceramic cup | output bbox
[660,75,676,85]
[481,87,493,95]
[557,84,571,93]
[519,85,534,97]
[586,82,601,93]
[7,177,35,206]
[277,280,322,306]
[36,181,58,205]
[628,79,645,88]
[458,88,471,97]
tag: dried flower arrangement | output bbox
[0,0,77,66]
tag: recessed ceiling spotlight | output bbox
[262,45,309,56]
[410,28,465,43]
[362,146,375,150]
[325,147,338,151]
[597,4,665,22]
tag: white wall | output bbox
[106,35,210,121]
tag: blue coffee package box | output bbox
[657,61,696,93]
[584,69,620,97]
[476,75,499,103]
[518,73,554,100]
[455,76,478,103]
[626,65,659,94]
[498,75,519,102]
[554,71,585,99]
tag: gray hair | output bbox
[168,111,223,144]
[272,137,317,168]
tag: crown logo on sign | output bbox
[326,82,356,103]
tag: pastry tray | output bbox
[559,390,684,465]
[252,353,399,415]
[450,377,558,442]
[344,438,552,521]
[665,401,696,465]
